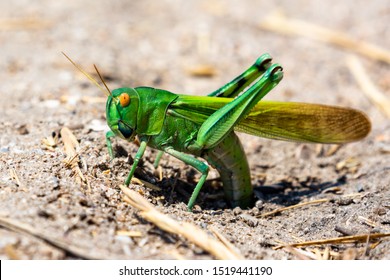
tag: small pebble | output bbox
[374,207,387,216]
[137,237,148,247]
[48,176,60,189]
[355,184,364,192]
[87,119,109,132]
[336,197,354,206]
[232,206,242,216]
[16,124,29,135]
[192,205,202,212]
[255,199,264,210]
[239,213,258,227]
[199,222,208,229]
[250,207,260,216]
[114,235,133,244]
[0,147,10,153]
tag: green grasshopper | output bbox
[64,53,371,211]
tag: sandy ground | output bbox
[0,0,390,259]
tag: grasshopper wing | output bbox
[236,101,371,143]
[170,96,371,144]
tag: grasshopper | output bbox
[64,53,371,211]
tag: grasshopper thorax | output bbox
[106,87,139,140]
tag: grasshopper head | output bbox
[60,53,140,141]
[106,88,139,141]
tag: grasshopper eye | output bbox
[119,93,130,107]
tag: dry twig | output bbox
[259,198,330,218]
[282,246,316,260]
[41,132,59,151]
[0,216,115,259]
[0,18,52,30]
[60,127,88,186]
[120,185,244,260]
[274,232,390,249]
[9,168,23,187]
[260,12,390,64]
[116,230,142,238]
[131,177,161,191]
[209,226,242,258]
[346,55,390,118]
[260,193,366,218]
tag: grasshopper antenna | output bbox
[62,52,111,97]
[93,64,112,96]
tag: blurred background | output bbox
[1,0,389,124]
[1,0,389,260]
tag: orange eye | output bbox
[119,93,130,107]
